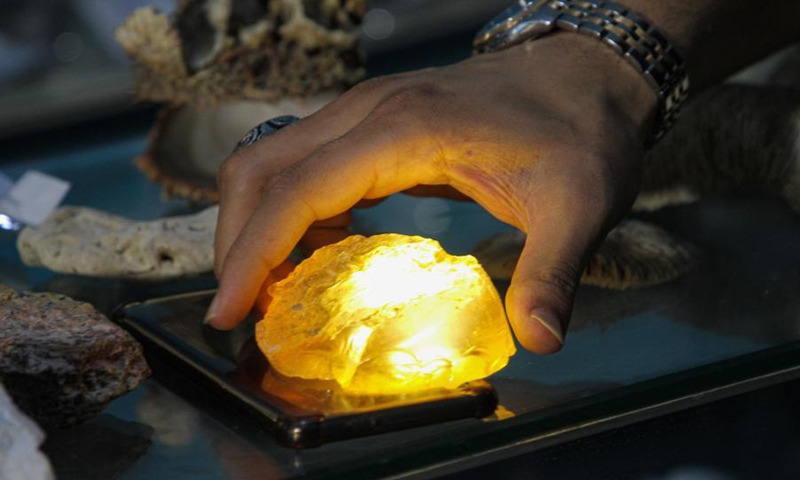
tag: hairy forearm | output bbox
[622,0,800,91]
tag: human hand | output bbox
[207,33,656,354]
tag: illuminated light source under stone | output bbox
[256,234,516,396]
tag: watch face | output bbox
[473,0,551,53]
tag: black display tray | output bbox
[113,290,498,448]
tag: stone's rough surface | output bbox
[0,285,150,426]
[256,234,516,395]
[17,206,217,281]
[0,383,54,480]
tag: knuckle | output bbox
[266,160,316,199]
[377,83,446,115]
[312,138,343,159]
[266,165,319,221]
[530,260,581,304]
[348,76,392,96]
[269,167,304,196]
[337,74,405,105]
[262,137,344,201]
[216,152,249,187]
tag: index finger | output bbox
[215,100,367,276]
[205,113,442,329]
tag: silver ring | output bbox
[233,115,300,153]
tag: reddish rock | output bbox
[0,285,150,426]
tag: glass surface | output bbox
[3,127,800,479]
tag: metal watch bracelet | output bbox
[474,0,690,145]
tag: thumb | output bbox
[505,212,600,355]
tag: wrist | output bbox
[504,33,658,144]
[474,1,690,146]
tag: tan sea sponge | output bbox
[256,234,516,395]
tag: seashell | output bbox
[136,93,337,203]
[472,221,697,289]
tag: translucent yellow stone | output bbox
[256,234,516,395]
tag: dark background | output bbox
[2,1,800,479]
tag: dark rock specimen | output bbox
[0,285,150,426]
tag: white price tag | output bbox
[0,171,71,226]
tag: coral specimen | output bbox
[115,0,366,107]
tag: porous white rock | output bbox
[17,206,217,280]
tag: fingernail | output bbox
[204,294,221,326]
[531,308,564,345]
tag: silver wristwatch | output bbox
[474,0,690,145]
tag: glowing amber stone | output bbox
[256,234,516,395]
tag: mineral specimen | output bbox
[17,206,217,281]
[0,285,150,426]
[256,234,516,395]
